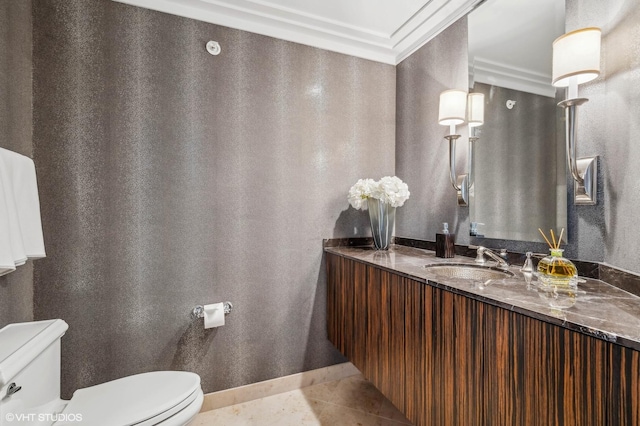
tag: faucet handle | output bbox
[521,252,534,273]
[471,245,487,263]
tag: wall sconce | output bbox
[552,27,601,205]
[439,89,468,205]
[438,90,484,206]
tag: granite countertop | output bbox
[325,244,640,351]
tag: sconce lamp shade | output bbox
[552,27,601,87]
[467,93,484,127]
[438,89,467,126]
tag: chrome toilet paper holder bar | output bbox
[191,302,233,320]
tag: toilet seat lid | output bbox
[59,371,201,426]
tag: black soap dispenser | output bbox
[436,223,455,258]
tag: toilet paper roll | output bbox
[203,303,225,329]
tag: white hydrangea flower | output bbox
[348,176,410,210]
[373,176,410,207]
[347,178,377,210]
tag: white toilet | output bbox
[0,319,204,426]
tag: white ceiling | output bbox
[112,0,484,65]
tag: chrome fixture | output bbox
[521,252,534,273]
[521,252,535,287]
[468,127,479,188]
[191,302,233,319]
[6,382,21,397]
[470,245,509,269]
[467,92,483,189]
[552,27,601,205]
[438,90,485,206]
[447,133,469,205]
[439,89,467,205]
[469,221,484,237]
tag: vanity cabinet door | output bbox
[327,254,361,367]
[480,302,608,425]
[326,254,408,416]
[364,266,407,413]
[608,345,640,424]
[326,254,477,425]
[405,282,481,425]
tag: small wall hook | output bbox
[206,41,221,56]
[506,100,516,109]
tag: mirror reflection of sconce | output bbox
[552,27,601,205]
[469,221,485,237]
[467,92,484,189]
[438,90,484,206]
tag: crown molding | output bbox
[470,56,556,98]
[112,0,483,65]
[392,0,480,64]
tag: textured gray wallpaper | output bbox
[395,18,471,243]
[0,0,34,327]
[31,0,395,397]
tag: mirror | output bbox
[467,0,567,242]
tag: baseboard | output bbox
[200,362,360,412]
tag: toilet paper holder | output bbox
[191,302,233,320]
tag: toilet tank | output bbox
[0,320,68,422]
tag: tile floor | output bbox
[193,374,414,425]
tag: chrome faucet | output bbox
[470,245,509,269]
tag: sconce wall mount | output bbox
[552,27,601,205]
[558,97,598,204]
[444,134,469,205]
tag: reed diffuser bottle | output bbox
[537,248,578,287]
[536,228,578,288]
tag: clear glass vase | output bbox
[536,248,578,288]
[367,198,396,250]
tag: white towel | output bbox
[10,152,46,259]
[0,148,46,272]
[0,150,28,269]
[0,175,17,276]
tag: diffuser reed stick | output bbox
[538,228,565,249]
[557,228,564,248]
[538,228,553,248]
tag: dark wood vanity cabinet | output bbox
[326,253,640,426]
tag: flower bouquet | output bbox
[348,176,410,250]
